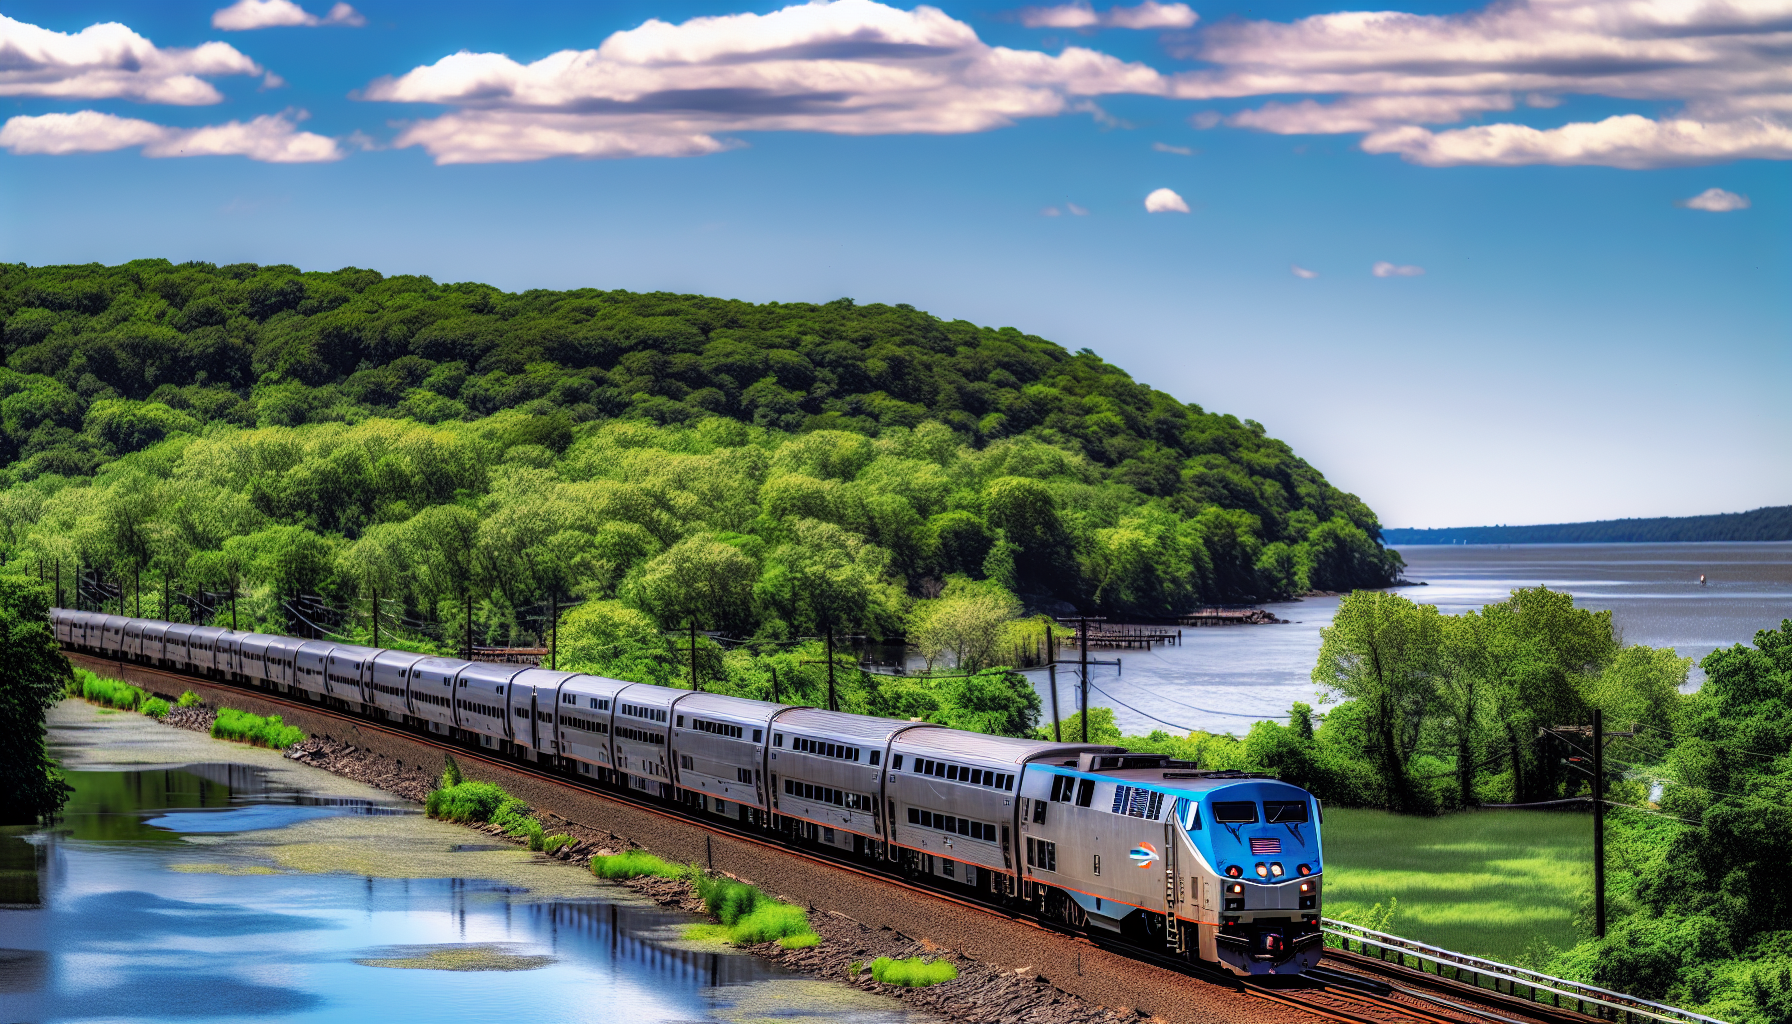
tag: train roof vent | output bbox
[1160,769,1274,780]
[1076,752,1199,773]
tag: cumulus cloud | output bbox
[0,109,341,161]
[1019,2,1197,29]
[213,0,365,30]
[1678,187,1750,212]
[1152,141,1192,155]
[1291,264,1318,279]
[361,0,1171,163]
[1372,261,1424,277]
[1362,115,1792,168]
[1165,0,1792,169]
[0,13,261,105]
[1144,187,1187,212]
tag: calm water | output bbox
[1033,542,1792,738]
[0,761,929,1024]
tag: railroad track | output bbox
[83,654,1606,1024]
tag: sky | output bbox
[0,0,1785,530]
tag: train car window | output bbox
[868,750,879,766]
[1026,837,1057,871]
[1075,779,1095,807]
[891,754,903,770]
[1264,800,1309,824]
[1033,799,1048,824]
[677,716,684,728]
[1213,800,1260,823]
[1050,775,1068,802]
[773,733,783,747]
[753,729,763,743]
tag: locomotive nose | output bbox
[1254,929,1285,956]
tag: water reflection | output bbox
[0,766,933,1024]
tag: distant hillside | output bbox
[1386,506,1792,545]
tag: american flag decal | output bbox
[1249,837,1281,855]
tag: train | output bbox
[52,607,1325,976]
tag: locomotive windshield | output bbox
[1264,800,1309,824]
[1212,800,1258,823]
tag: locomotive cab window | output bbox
[1264,800,1309,824]
[1213,801,1259,824]
[1075,779,1095,807]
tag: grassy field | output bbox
[1322,808,1593,964]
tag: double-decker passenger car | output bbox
[51,606,1324,976]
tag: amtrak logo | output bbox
[1130,842,1160,868]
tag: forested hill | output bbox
[1385,506,1792,546]
[0,258,1398,631]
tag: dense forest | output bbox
[1384,506,1792,545]
[0,257,1398,638]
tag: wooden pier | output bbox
[1178,607,1287,626]
[1049,623,1181,649]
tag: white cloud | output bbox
[1019,3,1196,30]
[1188,111,1222,130]
[1372,261,1424,277]
[0,13,261,105]
[1042,206,1062,216]
[1144,187,1187,213]
[213,0,365,30]
[1291,264,1317,278]
[0,109,341,161]
[1678,187,1750,212]
[1065,202,1088,215]
[362,0,1171,164]
[1152,141,1192,155]
[1165,0,1792,169]
[1362,115,1792,169]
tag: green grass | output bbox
[871,957,958,987]
[68,669,148,710]
[1322,807,1593,964]
[693,873,818,948]
[424,780,550,850]
[176,691,202,708]
[210,708,306,749]
[141,697,171,718]
[590,850,688,879]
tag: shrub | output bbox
[440,753,463,789]
[692,873,817,946]
[542,834,573,855]
[591,850,687,880]
[424,781,513,823]
[70,669,147,710]
[141,697,171,719]
[211,708,305,748]
[871,957,958,987]
[176,691,202,708]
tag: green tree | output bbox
[0,577,72,823]
[627,533,759,633]
[907,577,1021,672]
[1312,590,1442,812]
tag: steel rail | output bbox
[77,653,1618,1024]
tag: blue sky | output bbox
[0,0,1785,529]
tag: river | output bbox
[0,703,936,1024]
[1044,541,1792,738]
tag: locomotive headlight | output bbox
[1226,865,1243,878]
[1299,882,1312,894]
[1270,862,1284,877]
[1255,862,1269,878]
[1297,863,1312,876]
[1228,883,1244,895]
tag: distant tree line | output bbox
[1385,506,1792,545]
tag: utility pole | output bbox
[549,590,558,671]
[465,592,473,660]
[230,577,238,632]
[55,558,60,609]
[1046,623,1061,742]
[369,585,377,648]
[826,627,837,712]
[134,568,140,618]
[1594,708,1606,939]
[689,620,700,691]
[1079,616,1090,743]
